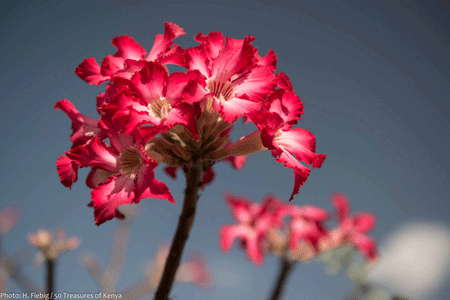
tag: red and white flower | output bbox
[185,32,277,123]
[75,22,185,85]
[251,96,326,201]
[64,125,174,225]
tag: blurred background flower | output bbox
[369,222,450,300]
[28,228,80,264]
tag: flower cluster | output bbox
[56,22,326,225]
[219,193,377,266]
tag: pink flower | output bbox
[118,61,209,139]
[288,207,328,253]
[75,22,185,85]
[65,125,174,225]
[177,252,213,289]
[219,194,280,265]
[220,193,379,265]
[54,99,105,148]
[55,99,106,188]
[252,107,326,201]
[328,193,377,260]
[0,207,20,236]
[185,32,277,123]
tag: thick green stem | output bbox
[269,258,294,300]
[153,160,202,300]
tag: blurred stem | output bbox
[153,159,202,300]
[269,257,295,300]
[46,259,55,296]
[121,278,152,300]
[104,219,131,290]
[0,242,40,293]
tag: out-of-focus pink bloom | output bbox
[177,252,213,289]
[219,194,280,265]
[28,228,80,263]
[275,203,329,252]
[147,243,212,290]
[220,193,378,265]
[327,193,377,261]
[0,207,20,236]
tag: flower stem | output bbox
[46,259,55,296]
[269,257,294,300]
[153,159,202,300]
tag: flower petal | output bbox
[164,166,178,179]
[86,167,116,188]
[111,35,147,60]
[56,155,79,189]
[185,45,211,78]
[225,155,247,170]
[225,194,253,224]
[219,224,263,265]
[271,146,311,201]
[255,49,277,72]
[91,175,135,225]
[211,36,255,82]
[232,66,277,101]
[219,94,262,123]
[200,166,214,189]
[351,233,377,260]
[194,31,225,60]
[276,72,293,91]
[75,57,109,85]
[130,62,167,102]
[353,213,376,233]
[331,193,350,223]
[166,70,209,104]
[135,163,175,204]
[147,22,185,61]
[277,128,325,166]
[66,137,119,172]
[55,99,102,147]
[101,55,125,77]
[296,205,329,221]
[266,89,304,129]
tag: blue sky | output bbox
[1,1,449,299]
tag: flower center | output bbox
[207,78,234,101]
[118,147,142,179]
[274,129,291,148]
[148,97,172,119]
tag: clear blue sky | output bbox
[1,0,449,299]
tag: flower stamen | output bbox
[207,78,234,101]
[118,147,142,178]
[148,97,172,119]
